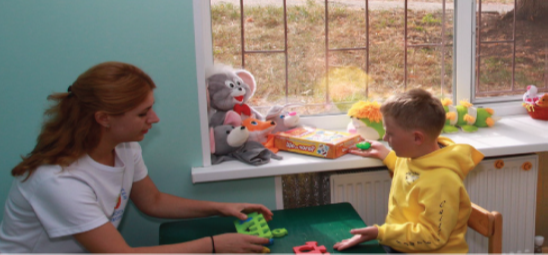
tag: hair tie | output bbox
[210,236,216,253]
[67,85,74,98]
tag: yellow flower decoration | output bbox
[441,98,453,106]
[446,112,456,120]
[463,114,476,123]
[460,100,473,108]
[348,101,383,123]
[486,117,495,127]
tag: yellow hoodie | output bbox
[375,137,484,253]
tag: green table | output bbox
[159,202,385,253]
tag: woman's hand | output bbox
[349,140,390,161]
[213,233,270,253]
[333,226,379,251]
[216,202,273,221]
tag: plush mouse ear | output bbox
[265,105,285,120]
[235,69,256,98]
[266,103,301,120]
[224,110,242,126]
[209,128,216,154]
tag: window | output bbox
[209,0,455,115]
[475,0,548,102]
[193,0,542,167]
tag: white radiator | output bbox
[330,170,392,227]
[330,154,538,253]
[465,154,538,253]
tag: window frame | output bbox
[193,0,527,168]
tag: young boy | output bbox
[334,88,484,253]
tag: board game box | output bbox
[274,126,362,159]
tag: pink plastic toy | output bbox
[293,241,330,254]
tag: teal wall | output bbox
[0,0,276,247]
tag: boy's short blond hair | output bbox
[380,88,446,138]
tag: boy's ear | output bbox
[94,111,111,128]
[413,130,425,145]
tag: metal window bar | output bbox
[324,0,370,102]
[475,0,548,97]
[239,0,290,103]
[475,0,516,96]
[405,0,450,93]
[236,0,452,106]
[328,0,451,96]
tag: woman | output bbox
[0,61,272,253]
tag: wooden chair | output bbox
[468,203,503,253]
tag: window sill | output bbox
[191,114,548,183]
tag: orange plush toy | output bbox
[241,117,280,154]
[536,94,548,107]
[523,93,548,120]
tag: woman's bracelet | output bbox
[210,236,216,253]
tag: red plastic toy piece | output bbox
[293,241,330,254]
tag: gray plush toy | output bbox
[210,125,250,164]
[206,64,263,127]
[231,141,282,165]
[210,124,281,165]
[265,104,301,134]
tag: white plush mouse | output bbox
[523,85,540,103]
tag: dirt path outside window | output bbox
[210,0,513,13]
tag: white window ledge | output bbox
[191,114,548,183]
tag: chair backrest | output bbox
[468,203,503,253]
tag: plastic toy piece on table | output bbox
[234,212,273,239]
[356,141,371,150]
[272,228,288,238]
[293,241,330,254]
[262,246,271,253]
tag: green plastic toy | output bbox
[271,228,288,238]
[356,141,371,150]
[234,212,273,239]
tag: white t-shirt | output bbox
[0,142,148,253]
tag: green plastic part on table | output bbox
[356,141,371,150]
[271,228,288,238]
[234,212,273,238]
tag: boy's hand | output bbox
[333,226,379,251]
[350,140,390,160]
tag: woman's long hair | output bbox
[12,61,156,179]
